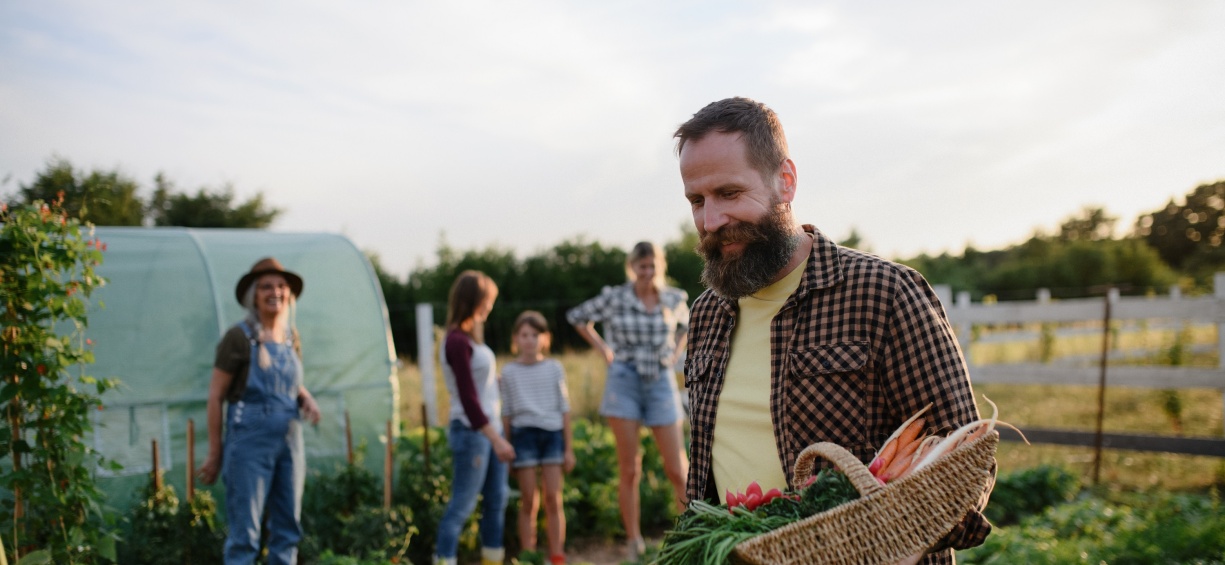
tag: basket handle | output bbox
[791,442,884,497]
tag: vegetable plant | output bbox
[1,198,119,564]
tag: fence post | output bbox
[1216,273,1225,435]
[956,291,972,366]
[1092,288,1113,485]
[416,303,438,427]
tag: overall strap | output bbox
[237,320,258,346]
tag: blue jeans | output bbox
[434,419,509,558]
[222,402,304,565]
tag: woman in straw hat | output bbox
[197,257,322,565]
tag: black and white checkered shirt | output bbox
[684,225,993,564]
[566,282,689,381]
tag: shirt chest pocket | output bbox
[785,342,872,453]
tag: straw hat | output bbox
[234,257,304,305]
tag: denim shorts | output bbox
[599,361,682,427]
[510,426,564,469]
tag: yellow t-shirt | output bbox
[711,254,808,495]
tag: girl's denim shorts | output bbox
[599,361,682,427]
[509,426,565,469]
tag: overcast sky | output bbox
[3,1,1223,277]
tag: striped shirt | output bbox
[500,358,570,431]
[566,282,689,381]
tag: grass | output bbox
[395,320,1225,494]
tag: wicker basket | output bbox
[732,430,998,565]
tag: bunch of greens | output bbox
[654,469,860,565]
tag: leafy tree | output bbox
[1,198,120,563]
[7,158,283,229]
[1058,206,1116,242]
[148,174,280,228]
[837,227,874,253]
[368,253,418,359]
[11,157,143,226]
[663,222,703,300]
[1136,180,1225,284]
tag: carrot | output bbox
[874,403,932,457]
[890,435,942,482]
[868,440,898,475]
[870,403,932,476]
[895,416,927,450]
[877,433,926,482]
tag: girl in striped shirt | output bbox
[500,311,574,565]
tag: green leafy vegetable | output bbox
[654,469,860,565]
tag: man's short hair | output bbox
[674,97,790,179]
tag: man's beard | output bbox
[697,202,801,299]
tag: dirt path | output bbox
[538,536,662,565]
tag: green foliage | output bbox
[374,228,707,359]
[1,199,119,564]
[656,470,859,565]
[562,421,622,538]
[147,174,280,228]
[902,230,1177,301]
[116,476,224,564]
[512,548,545,565]
[961,490,1225,564]
[9,157,143,226]
[334,506,417,564]
[392,426,455,565]
[983,464,1081,526]
[663,222,704,301]
[301,462,383,561]
[313,550,395,565]
[1137,180,1225,283]
[4,157,281,229]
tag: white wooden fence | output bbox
[933,273,1225,458]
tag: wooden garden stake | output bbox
[384,420,393,510]
[152,438,162,490]
[186,419,195,500]
[345,410,354,466]
[421,404,431,476]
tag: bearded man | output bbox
[675,97,993,565]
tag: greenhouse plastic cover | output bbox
[84,228,398,503]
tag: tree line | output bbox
[5,157,1220,358]
[2,156,281,228]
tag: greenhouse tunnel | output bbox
[83,227,398,512]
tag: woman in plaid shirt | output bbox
[566,241,690,560]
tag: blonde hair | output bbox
[625,241,667,290]
[509,310,551,355]
[241,273,299,369]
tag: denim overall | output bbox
[222,321,305,565]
